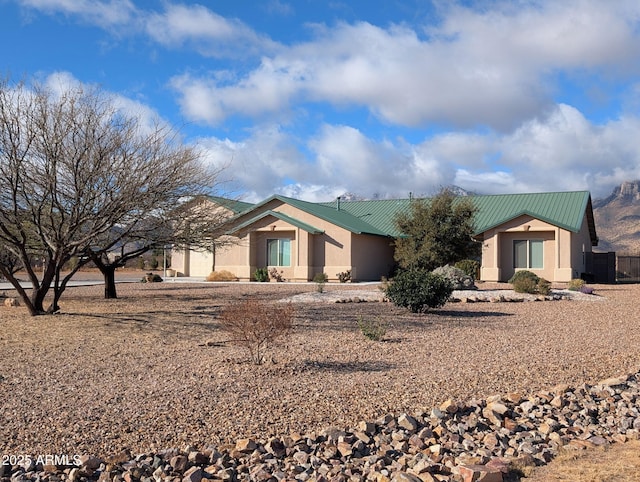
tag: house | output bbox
[170,191,598,283]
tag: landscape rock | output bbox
[10,371,640,481]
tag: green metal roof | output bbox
[207,196,254,214]
[216,191,597,245]
[318,199,412,237]
[471,191,596,243]
[242,195,391,236]
[228,210,324,234]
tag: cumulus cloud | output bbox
[16,0,640,200]
[40,71,171,137]
[196,125,310,199]
[170,0,640,130]
[144,3,279,57]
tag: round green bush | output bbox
[568,278,585,291]
[508,270,550,294]
[384,268,453,313]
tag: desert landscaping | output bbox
[1,280,640,480]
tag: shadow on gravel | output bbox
[432,310,512,318]
[301,359,396,373]
[62,311,221,333]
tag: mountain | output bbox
[593,181,640,254]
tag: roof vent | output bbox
[336,196,341,211]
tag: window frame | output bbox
[267,238,291,267]
[513,239,544,269]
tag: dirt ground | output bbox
[1,278,639,480]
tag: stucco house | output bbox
[170,191,598,283]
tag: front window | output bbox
[267,238,291,266]
[514,240,543,269]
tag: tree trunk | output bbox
[103,265,118,299]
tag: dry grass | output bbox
[205,270,238,282]
[524,440,640,481]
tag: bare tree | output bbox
[0,77,227,314]
[87,196,235,299]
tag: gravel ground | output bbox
[0,281,638,458]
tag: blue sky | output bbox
[3,0,640,202]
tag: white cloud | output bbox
[40,71,169,137]
[196,125,310,198]
[169,0,640,130]
[144,3,279,57]
[451,104,640,198]
[17,0,136,28]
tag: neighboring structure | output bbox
[171,191,598,283]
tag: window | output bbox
[514,240,543,269]
[267,238,291,266]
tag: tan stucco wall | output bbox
[168,199,237,277]
[351,234,395,281]
[208,200,357,281]
[570,215,594,279]
[479,214,593,282]
[205,200,398,282]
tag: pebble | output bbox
[4,372,640,482]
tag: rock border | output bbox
[3,372,639,482]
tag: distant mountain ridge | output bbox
[593,181,640,254]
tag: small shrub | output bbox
[219,299,294,364]
[269,268,285,282]
[509,270,540,294]
[537,278,551,295]
[509,270,551,294]
[357,316,388,341]
[254,267,269,282]
[136,257,146,270]
[206,270,238,282]
[433,264,476,290]
[384,268,453,313]
[337,269,352,283]
[568,278,586,291]
[454,259,480,280]
[313,273,328,293]
[141,273,163,283]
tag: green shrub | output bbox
[254,267,269,282]
[357,316,388,341]
[313,273,328,293]
[136,257,146,270]
[454,259,480,280]
[433,264,476,290]
[384,268,453,313]
[337,269,352,283]
[537,278,551,295]
[508,270,551,294]
[313,272,328,283]
[568,278,585,291]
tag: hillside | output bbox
[593,181,640,254]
